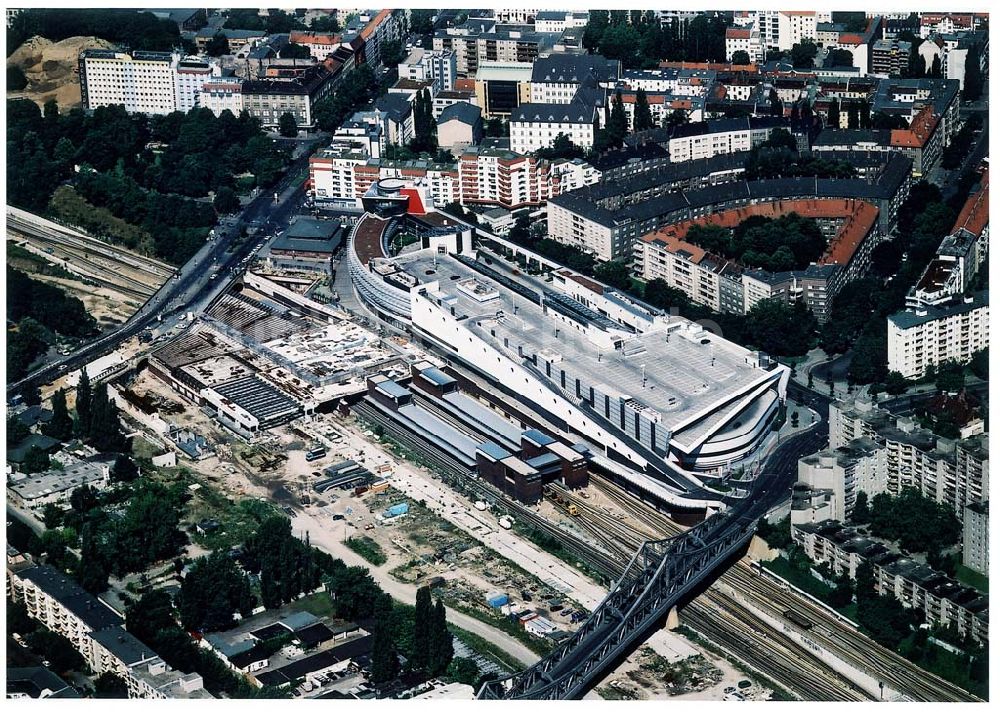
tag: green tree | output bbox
[935,360,966,393]
[41,503,64,529]
[969,349,988,380]
[43,389,74,441]
[278,42,311,59]
[643,278,688,310]
[205,32,230,57]
[594,260,632,290]
[278,112,298,138]
[75,368,92,437]
[447,657,480,686]
[826,98,840,128]
[7,415,30,447]
[7,65,28,90]
[827,48,854,67]
[428,598,453,675]
[605,89,628,147]
[213,186,240,215]
[883,371,909,396]
[536,132,584,160]
[178,551,255,632]
[22,446,51,474]
[962,44,983,101]
[370,615,400,683]
[790,40,818,69]
[409,10,433,35]
[731,50,750,65]
[633,88,653,132]
[852,491,870,524]
[26,629,86,675]
[94,672,129,698]
[744,299,816,357]
[411,586,433,673]
[87,383,127,452]
[111,454,139,483]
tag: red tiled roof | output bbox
[641,198,880,268]
[726,28,752,39]
[951,168,989,237]
[890,104,939,148]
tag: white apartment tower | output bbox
[80,50,179,115]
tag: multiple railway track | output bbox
[355,405,978,701]
[8,208,174,300]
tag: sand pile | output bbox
[7,35,115,108]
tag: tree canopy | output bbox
[685,213,826,272]
[868,488,962,554]
[177,551,256,632]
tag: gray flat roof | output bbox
[17,565,123,631]
[889,290,988,329]
[400,251,772,450]
[214,376,301,421]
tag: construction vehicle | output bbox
[544,486,580,516]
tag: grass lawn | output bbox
[288,592,337,618]
[955,564,988,593]
[345,536,388,566]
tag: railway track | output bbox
[353,407,978,702]
[8,208,175,279]
[573,478,980,703]
[11,232,160,300]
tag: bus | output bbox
[305,446,327,462]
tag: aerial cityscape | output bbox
[4,5,989,703]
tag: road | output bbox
[6,139,321,398]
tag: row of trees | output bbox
[583,11,728,69]
[821,179,961,386]
[7,8,183,56]
[409,88,439,154]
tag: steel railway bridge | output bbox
[476,500,757,699]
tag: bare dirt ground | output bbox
[7,36,114,108]
[595,644,774,701]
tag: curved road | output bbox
[7,143,319,398]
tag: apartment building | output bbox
[528,54,620,105]
[908,168,989,309]
[793,521,988,643]
[919,13,988,39]
[635,232,743,314]
[725,27,763,63]
[340,9,403,68]
[963,501,989,575]
[80,50,180,115]
[757,10,818,52]
[871,39,913,78]
[7,561,212,698]
[533,10,589,33]
[635,197,881,322]
[887,291,989,379]
[828,396,989,517]
[397,47,457,93]
[666,116,786,163]
[793,438,885,523]
[199,76,245,117]
[310,140,565,211]
[241,63,339,129]
[509,99,599,155]
[289,30,342,61]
